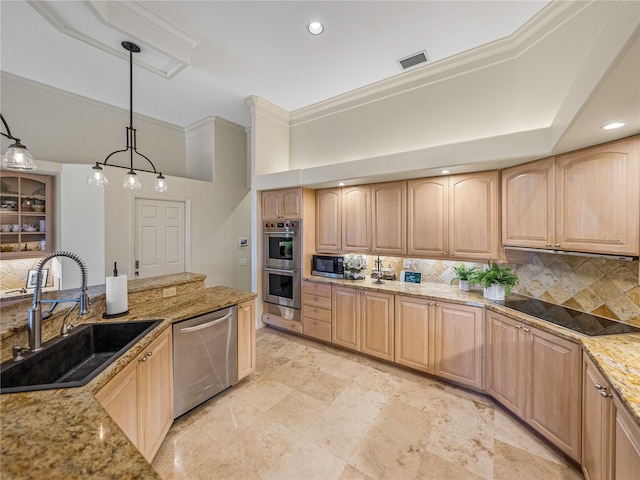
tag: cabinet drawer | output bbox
[262,314,302,334]
[302,281,332,297]
[303,293,332,310]
[302,305,332,323]
[303,317,331,342]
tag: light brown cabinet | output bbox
[342,185,371,253]
[486,311,582,462]
[502,137,639,256]
[582,352,614,480]
[332,285,394,361]
[408,171,500,260]
[302,281,332,342]
[394,296,483,389]
[371,181,406,255]
[315,188,342,252]
[433,301,484,389]
[613,392,640,480]
[95,327,174,462]
[237,300,256,380]
[262,188,302,220]
[0,172,55,258]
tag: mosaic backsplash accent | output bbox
[354,253,640,325]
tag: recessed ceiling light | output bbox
[440,169,451,174]
[602,122,625,130]
[338,182,345,187]
[308,21,324,35]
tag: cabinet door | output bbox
[342,185,371,253]
[527,327,581,462]
[407,177,448,257]
[281,189,302,218]
[582,352,613,480]
[316,188,342,252]
[448,171,500,260]
[238,300,256,381]
[486,312,527,418]
[502,158,555,248]
[360,290,394,361]
[95,358,138,446]
[433,302,484,389]
[332,286,360,350]
[613,394,640,480]
[555,138,640,255]
[394,296,434,373]
[262,190,282,221]
[137,328,174,462]
[371,181,406,255]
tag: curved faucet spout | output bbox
[28,251,90,351]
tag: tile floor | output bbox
[152,328,584,480]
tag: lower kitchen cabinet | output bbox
[394,296,434,373]
[302,280,332,342]
[433,301,484,389]
[237,300,256,380]
[582,352,614,480]
[486,311,581,462]
[95,327,174,462]
[613,392,640,479]
[332,285,394,361]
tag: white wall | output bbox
[0,73,187,177]
[247,96,290,176]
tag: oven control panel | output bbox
[263,219,301,232]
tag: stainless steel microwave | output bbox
[312,255,344,278]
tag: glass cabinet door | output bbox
[0,172,54,258]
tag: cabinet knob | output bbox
[594,383,604,390]
[429,302,434,306]
[435,303,439,307]
[553,243,561,248]
[314,296,318,300]
[545,243,552,247]
[314,321,318,325]
[314,308,318,312]
[140,356,148,362]
[146,351,153,357]
[449,253,454,256]
[515,325,522,329]
[291,324,296,329]
[600,389,612,398]
[523,327,530,332]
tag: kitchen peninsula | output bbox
[0,272,256,479]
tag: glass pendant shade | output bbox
[3,143,36,171]
[122,170,141,190]
[154,173,168,192]
[86,163,108,186]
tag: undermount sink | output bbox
[0,320,162,394]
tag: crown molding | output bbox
[247,96,291,127]
[290,0,588,127]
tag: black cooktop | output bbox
[496,296,640,337]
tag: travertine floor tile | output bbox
[155,328,584,480]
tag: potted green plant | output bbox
[469,262,519,300]
[450,264,478,291]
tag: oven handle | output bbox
[264,231,296,236]
[264,267,296,275]
[179,311,233,333]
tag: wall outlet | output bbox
[162,287,177,298]
[403,258,411,269]
[239,258,247,266]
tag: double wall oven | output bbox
[263,220,302,317]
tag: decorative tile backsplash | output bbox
[0,257,54,292]
[356,253,640,325]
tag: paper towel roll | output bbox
[106,275,128,316]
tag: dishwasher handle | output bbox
[179,311,233,333]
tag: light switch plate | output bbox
[403,259,411,269]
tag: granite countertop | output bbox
[0,284,257,480]
[305,275,640,427]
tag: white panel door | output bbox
[134,199,185,278]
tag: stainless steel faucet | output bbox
[28,251,90,351]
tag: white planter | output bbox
[458,280,471,292]
[483,283,506,301]
[344,270,365,280]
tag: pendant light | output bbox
[88,41,167,192]
[0,114,36,171]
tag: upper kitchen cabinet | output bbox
[262,188,302,220]
[0,172,55,258]
[371,181,406,255]
[408,171,500,261]
[316,181,405,255]
[316,188,342,252]
[503,137,639,256]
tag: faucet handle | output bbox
[13,346,24,361]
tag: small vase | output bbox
[483,283,506,301]
[459,280,470,292]
[345,269,365,280]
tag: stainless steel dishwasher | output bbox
[172,305,238,418]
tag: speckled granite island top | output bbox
[1,278,256,480]
[306,275,640,427]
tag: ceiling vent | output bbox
[397,50,430,70]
